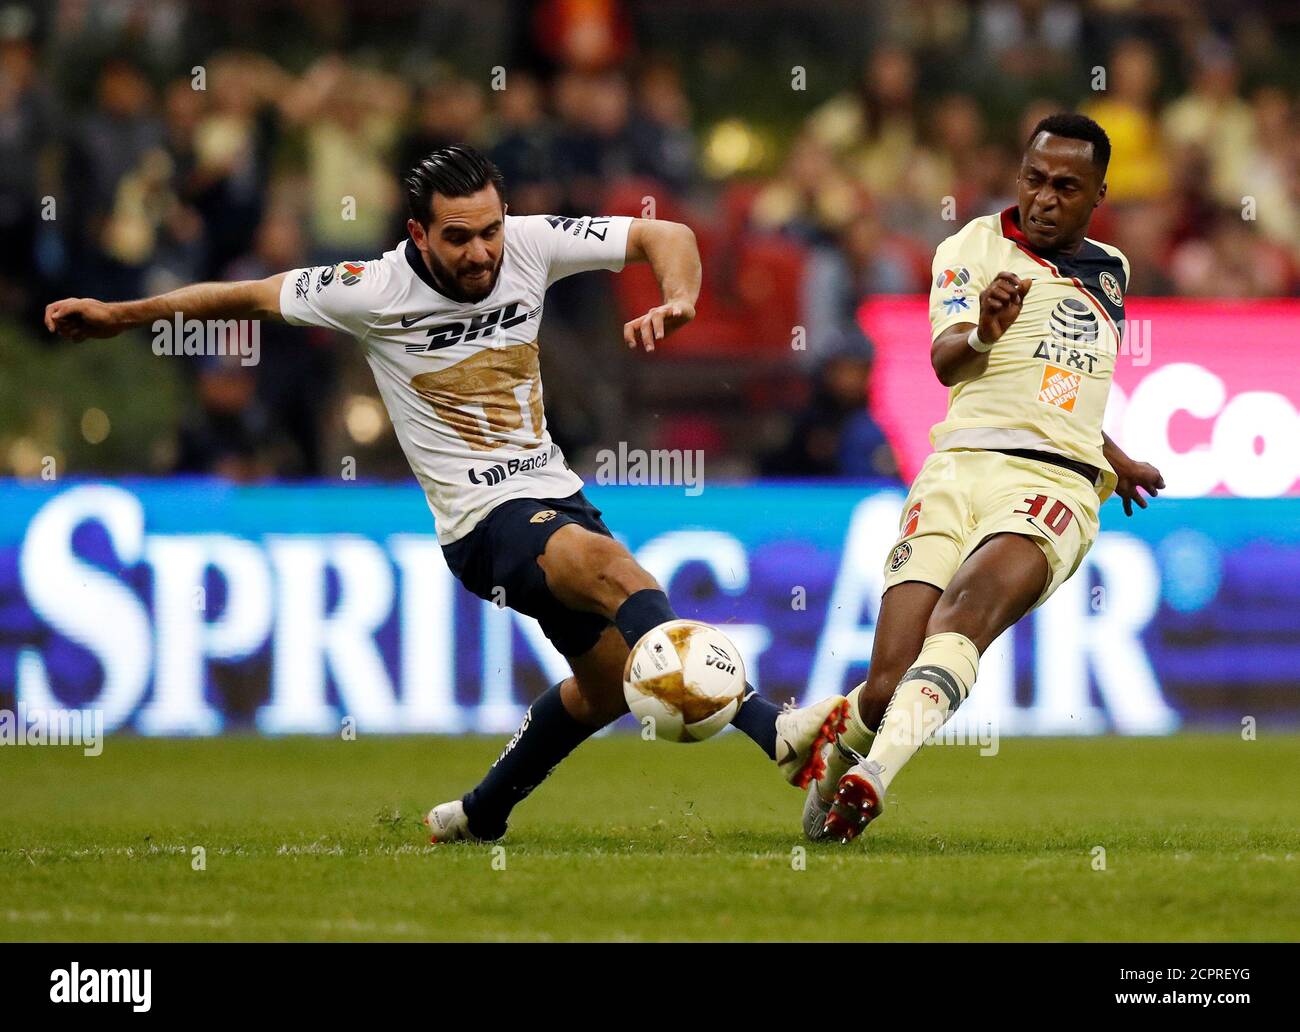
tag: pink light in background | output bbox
[858,296,1300,497]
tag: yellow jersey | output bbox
[927,207,1129,501]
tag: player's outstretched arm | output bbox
[1103,431,1165,516]
[44,274,288,342]
[931,272,1031,387]
[621,218,700,351]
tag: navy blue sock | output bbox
[462,684,595,839]
[731,687,780,759]
[614,588,678,648]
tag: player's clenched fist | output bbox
[44,298,121,341]
[977,272,1032,344]
[623,300,695,351]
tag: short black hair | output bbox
[405,144,506,226]
[1026,113,1111,175]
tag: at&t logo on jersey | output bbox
[1032,298,1105,379]
[467,449,551,486]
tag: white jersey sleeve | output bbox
[278,259,393,340]
[509,214,633,286]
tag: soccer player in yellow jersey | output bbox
[808,113,1167,842]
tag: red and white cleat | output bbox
[775,695,852,789]
[802,738,864,841]
[822,761,886,844]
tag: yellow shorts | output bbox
[882,449,1102,609]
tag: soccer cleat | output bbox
[423,800,495,844]
[774,695,851,789]
[802,738,864,841]
[802,782,833,842]
[822,760,887,844]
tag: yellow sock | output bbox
[841,682,876,755]
[865,632,979,792]
[816,682,876,800]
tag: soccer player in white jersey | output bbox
[45,145,849,843]
[804,114,1168,843]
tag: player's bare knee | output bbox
[583,542,659,614]
[540,529,638,612]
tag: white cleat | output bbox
[822,760,887,844]
[774,695,851,789]
[802,782,833,842]
[802,738,864,841]
[423,800,492,844]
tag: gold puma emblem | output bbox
[409,341,544,452]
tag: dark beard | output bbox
[425,251,499,303]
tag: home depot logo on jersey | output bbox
[1038,364,1081,412]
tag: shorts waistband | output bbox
[989,448,1099,485]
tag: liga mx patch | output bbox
[935,267,971,289]
[339,261,365,286]
[888,541,912,572]
[1038,364,1081,412]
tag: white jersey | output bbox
[279,214,633,543]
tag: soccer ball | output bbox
[623,620,746,742]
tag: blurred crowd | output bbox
[2,0,1298,482]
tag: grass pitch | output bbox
[3,732,1297,942]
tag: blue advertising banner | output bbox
[1,479,1297,737]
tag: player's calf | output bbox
[452,678,600,841]
[565,625,633,725]
[855,581,942,727]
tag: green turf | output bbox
[2,732,1297,941]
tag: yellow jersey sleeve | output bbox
[928,226,991,340]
